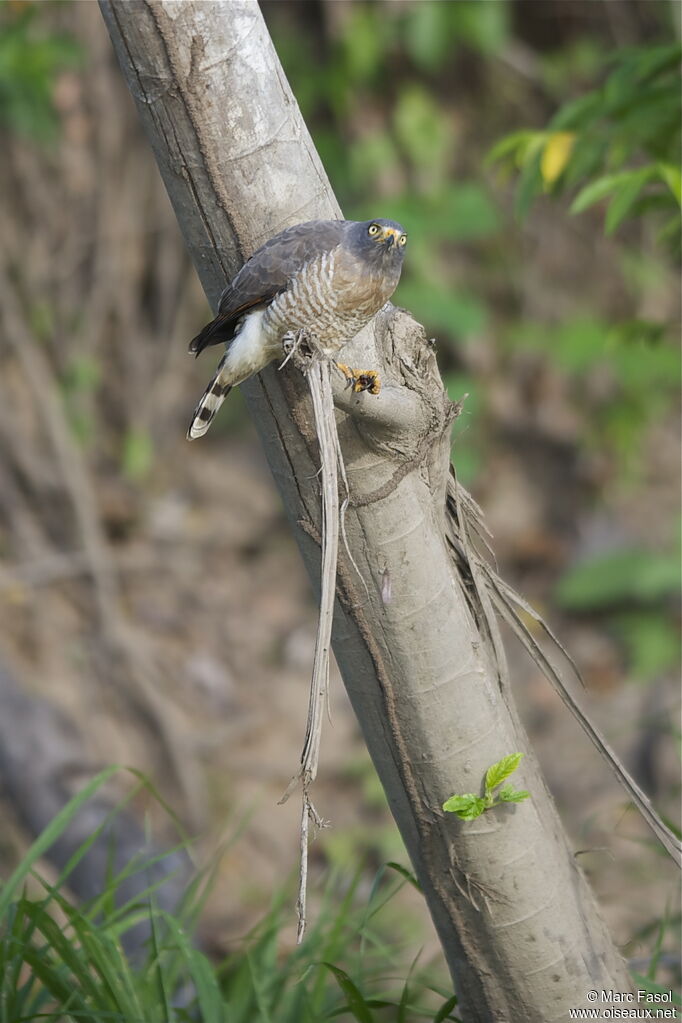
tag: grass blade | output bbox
[0,766,119,920]
[320,963,375,1023]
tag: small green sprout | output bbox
[442,752,530,821]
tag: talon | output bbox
[334,361,354,388]
[335,362,381,395]
[353,371,381,395]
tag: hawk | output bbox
[186,218,407,439]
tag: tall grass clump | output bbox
[0,769,461,1022]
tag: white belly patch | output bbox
[224,307,274,379]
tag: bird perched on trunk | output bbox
[186,218,407,439]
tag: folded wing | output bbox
[188,219,348,356]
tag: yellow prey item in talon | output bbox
[335,362,381,395]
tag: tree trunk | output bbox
[99,1,633,1018]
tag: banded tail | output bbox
[187,362,232,440]
[186,308,269,440]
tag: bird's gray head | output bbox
[346,218,407,267]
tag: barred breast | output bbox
[262,248,390,355]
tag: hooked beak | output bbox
[382,227,399,248]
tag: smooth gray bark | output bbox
[99,2,633,1018]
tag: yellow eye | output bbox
[368,224,380,236]
[398,234,407,246]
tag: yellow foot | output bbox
[335,362,381,395]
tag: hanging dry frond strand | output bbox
[446,468,682,868]
[277,336,346,940]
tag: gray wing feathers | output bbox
[217,220,349,318]
[189,220,349,356]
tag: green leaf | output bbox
[631,975,682,1008]
[550,90,602,131]
[402,2,451,72]
[20,944,90,1017]
[514,150,543,219]
[398,953,422,1023]
[354,183,499,243]
[20,900,102,1004]
[160,911,224,1023]
[321,963,376,1023]
[556,549,681,610]
[327,1002,396,1018]
[340,6,384,84]
[0,766,119,921]
[396,279,487,338]
[486,130,537,169]
[349,131,401,194]
[570,172,633,214]
[441,794,486,820]
[626,43,682,85]
[122,428,154,481]
[0,7,81,143]
[561,133,608,190]
[385,862,423,893]
[498,786,531,804]
[433,993,461,1023]
[393,85,452,185]
[615,613,681,683]
[451,0,509,56]
[605,167,656,234]
[657,213,682,250]
[551,317,605,375]
[63,355,100,394]
[656,162,682,206]
[438,183,500,240]
[608,319,666,348]
[485,753,524,793]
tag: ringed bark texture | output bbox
[100,2,633,1018]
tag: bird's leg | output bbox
[281,332,381,395]
[279,329,308,370]
[334,362,381,396]
[280,328,323,373]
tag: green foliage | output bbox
[0,3,80,142]
[441,792,487,822]
[538,37,606,100]
[556,547,681,611]
[270,4,678,488]
[0,770,459,1022]
[270,5,681,697]
[506,315,681,478]
[275,0,511,109]
[268,1,503,353]
[484,752,524,792]
[631,975,682,1012]
[400,0,510,68]
[556,545,681,684]
[122,428,154,482]
[361,185,498,343]
[393,85,453,190]
[60,353,101,445]
[489,44,682,247]
[615,611,681,685]
[442,753,529,821]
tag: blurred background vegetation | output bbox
[264,0,681,692]
[0,0,679,1014]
